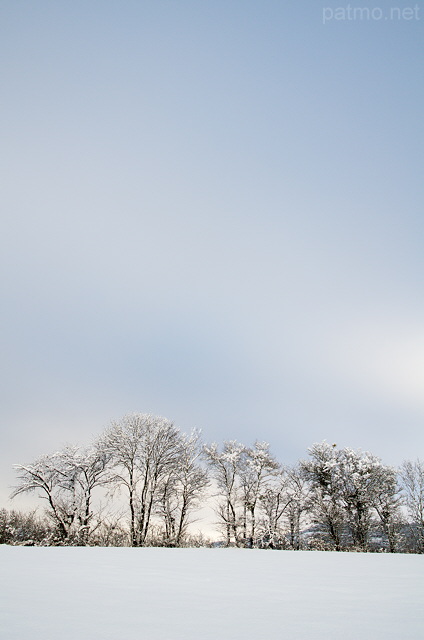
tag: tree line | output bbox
[5,413,424,552]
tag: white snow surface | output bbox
[1,546,423,639]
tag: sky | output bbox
[1,0,424,508]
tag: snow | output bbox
[1,547,423,639]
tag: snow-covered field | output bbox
[1,547,423,640]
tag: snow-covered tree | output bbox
[237,442,280,547]
[100,413,188,546]
[258,471,291,548]
[336,447,383,550]
[203,440,279,547]
[370,464,401,553]
[283,464,311,550]
[203,440,244,545]
[302,441,399,551]
[258,464,311,549]
[301,442,346,550]
[157,429,209,546]
[11,443,110,543]
[99,413,145,546]
[400,459,424,552]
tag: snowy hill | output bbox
[1,546,423,639]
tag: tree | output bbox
[302,441,400,551]
[100,413,186,546]
[258,464,310,550]
[336,447,382,550]
[237,442,279,547]
[283,464,311,550]
[203,440,245,546]
[301,442,346,550]
[99,413,145,546]
[57,444,112,543]
[203,440,279,547]
[157,430,209,546]
[11,443,110,544]
[258,471,292,548]
[11,453,70,541]
[369,464,401,553]
[400,459,424,552]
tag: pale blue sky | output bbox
[1,1,424,505]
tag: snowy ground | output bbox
[1,546,423,640]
